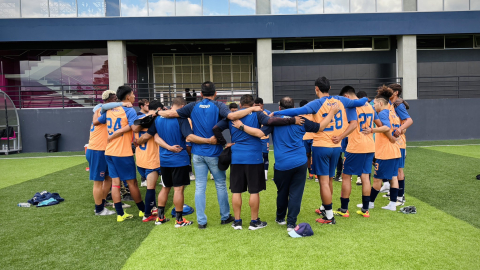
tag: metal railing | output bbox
[417,76,480,99]
[126,82,258,107]
[273,77,403,102]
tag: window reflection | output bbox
[0,0,20,18]
[417,0,443,11]
[203,0,228,15]
[351,0,375,13]
[444,0,469,11]
[298,0,323,14]
[149,0,175,16]
[50,0,77,17]
[176,0,202,16]
[21,0,49,17]
[376,0,401,12]
[324,0,348,13]
[272,0,297,14]
[121,0,148,17]
[229,0,255,15]
[78,0,105,17]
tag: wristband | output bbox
[239,124,245,131]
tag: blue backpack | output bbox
[171,204,194,217]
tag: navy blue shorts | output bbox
[262,139,269,154]
[105,155,136,181]
[399,149,406,169]
[343,152,375,176]
[374,158,400,180]
[86,149,108,181]
[312,146,342,177]
[137,167,161,179]
[303,139,313,155]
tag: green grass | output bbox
[1,141,480,269]
[0,151,84,159]
[407,139,480,147]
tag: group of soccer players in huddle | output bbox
[86,76,412,231]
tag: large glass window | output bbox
[445,35,473,49]
[351,0,375,13]
[344,37,372,49]
[472,0,480,10]
[78,0,105,17]
[21,0,49,17]
[0,0,20,18]
[324,0,349,13]
[298,0,323,14]
[149,0,175,16]
[314,38,342,50]
[176,0,202,16]
[417,0,443,11]
[272,39,284,51]
[285,39,313,50]
[203,0,228,15]
[49,0,77,17]
[417,36,444,49]
[376,0,401,12]
[121,0,148,17]
[230,0,255,15]
[272,0,297,14]
[444,0,469,11]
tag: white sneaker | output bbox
[95,208,116,216]
[189,172,196,181]
[357,202,374,209]
[140,180,147,187]
[382,193,390,198]
[356,178,362,185]
[158,177,165,187]
[379,183,390,193]
[122,203,131,208]
[396,196,405,206]
[314,178,319,183]
[210,174,214,180]
[381,203,397,211]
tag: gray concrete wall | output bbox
[16,98,480,153]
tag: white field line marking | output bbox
[0,155,85,160]
[267,143,480,151]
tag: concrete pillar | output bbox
[107,41,127,92]
[397,35,417,100]
[257,39,273,103]
[403,0,417,11]
[256,0,271,14]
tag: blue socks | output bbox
[136,201,145,212]
[398,178,405,197]
[362,196,370,211]
[114,202,124,216]
[370,188,380,203]
[340,197,349,210]
[390,188,399,203]
[144,189,155,218]
[95,204,104,213]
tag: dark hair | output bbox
[357,91,368,99]
[388,83,402,96]
[229,103,238,109]
[254,97,264,104]
[117,85,133,101]
[375,85,393,104]
[240,94,254,106]
[185,88,190,92]
[172,97,187,106]
[201,81,215,96]
[339,85,355,96]
[106,93,117,102]
[138,99,149,109]
[279,96,294,110]
[148,100,163,111]
[299,100,309,107]
[315,76,330,93]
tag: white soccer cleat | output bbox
[396,196,405,206]
[140,180,147,187]
[379,182,390,193]
[210,174,214,180]
[95,208,116,216]
[381,204,397,211]
[189,172,196,181]
[356,202,374,209]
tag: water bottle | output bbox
[18,203,31,207]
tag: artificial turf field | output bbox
[1,140,480,270]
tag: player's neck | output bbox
[317,92,329,99]
[390,96,398,103]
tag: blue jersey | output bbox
[215,110,270,165]
[261,116,320,171]
[261,109,272,153]
[177,99,231,157]
[147,116,193,167]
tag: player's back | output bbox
[375,109,401,160]
[134,115,160,169]
[311,96,349,148]
[105,106,135,157]
[189,99,225,157]
[347,102,376,154]
[301,114,315,140]
[270,115,307,170]
[229,110,263,164]
[88,108,108,151]
[154,116,189,167]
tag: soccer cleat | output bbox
[314,178,319,182]
[140,180,147,187]
[151,207,158,216]
[175,218,193,228]
[210,174,214,180]
[122,203,131,208]
[189,172,196,181]
[142,215,157,222]
[248,219,267,230]
[232,220,243,230]
[105,201,114,207]
[275,219,286,225]
[381,204,397,211]
[356,202,374,209]
[382,193,390,198]
[334,175,342,182]
[315,208,326,217]
[396,196,405,207]
[154,217,170,225]
[139,211,145,217]
[198,224,207,229]
[309,173,314,180]
[221,214,235,225]
[95,208,116,216]
[333,208,350,218]
[356,210,370,218]
[316,216,336,225]
[379,183,390,193]
[287,224,296,232]
[356,178,362,186]
[117,212,134,222]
